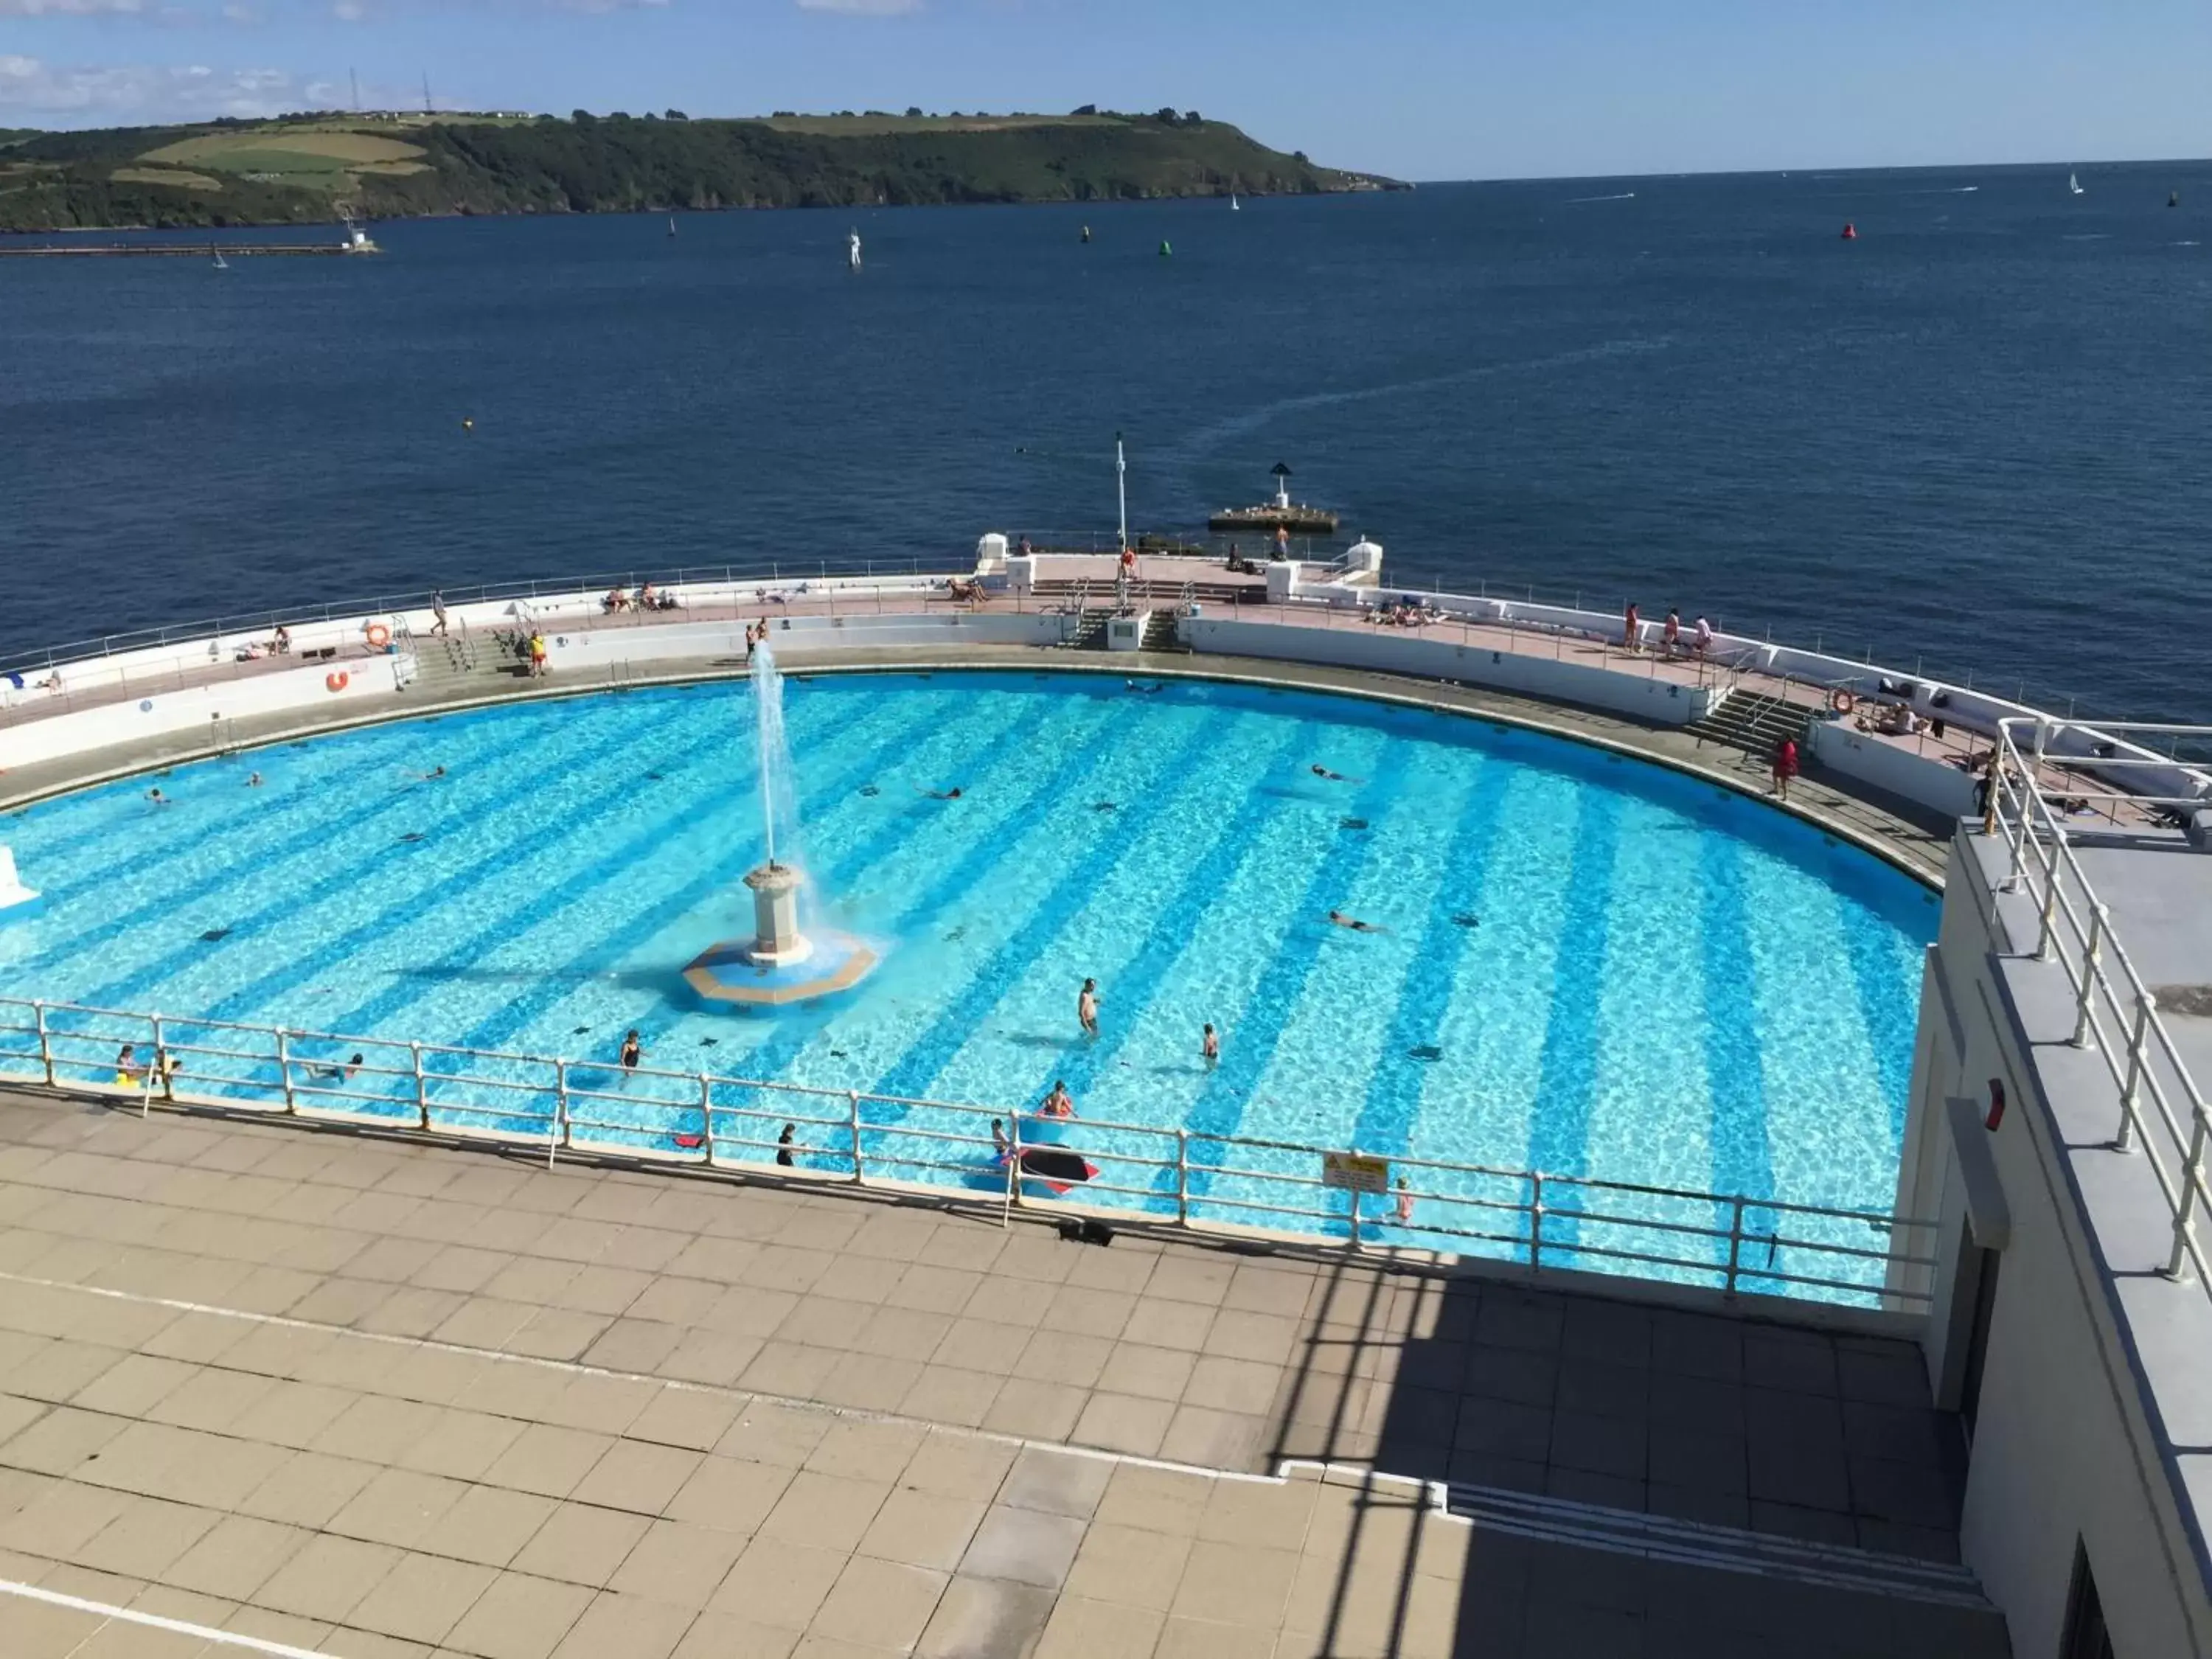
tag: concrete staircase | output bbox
[1057,608,1111,650]
[1689,686,1813,757]
[401,626,516,700]
[1141,611,1188,653]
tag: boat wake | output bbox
[2173,240,2202,248]
[1904,186,1980,195]
[1173,337,1675,460]
[1565,192,1637,203]
[2062,233,2112,242]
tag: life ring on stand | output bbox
[364,622,392,649]
[1829,689,1856,716]
[325,671,349,693]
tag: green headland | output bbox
[0,107,1402,233]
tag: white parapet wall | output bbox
[1180,615,1721,726]
[1806,721,1980,818]
[1,653,410,771]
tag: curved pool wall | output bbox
[0,669,1937,1299]
[6,559,2205,818]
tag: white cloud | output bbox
[220,1,259,18]
[0,0,149,15]
[796,0,919,14]
[0,53,315,119]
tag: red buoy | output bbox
[1841,222,1857,240]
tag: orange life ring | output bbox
[325,671,349,692]
[364,622,392,649]
[1830,689,1856,715]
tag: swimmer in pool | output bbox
[1202,1023,1220,1069]
[147,788,170,806]
[918,787,964,801]
[1310,765,1363,784]
[1077,978,1099,1038]
[1040,1081,1075,1119]
[247,773,264,787]
[1327,911,1387,934]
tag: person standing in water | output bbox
[1077,978,1099,1039]
[1202,1023,1220,1069]
[619,1030,643,1071]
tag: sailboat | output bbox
[210,244,228,270]
[667,215,677,238]
[1230,179,1241,212]
[2068,170,2084,196]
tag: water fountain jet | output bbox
[683,644,879,1008]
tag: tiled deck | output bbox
[0,1089,2007,1657]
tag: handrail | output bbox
[0,555,951,682]
[0,991,1936,1312]
[1988,716,2212,1293]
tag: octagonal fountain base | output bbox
[683,861,879,1008]
[684,930,880,1008]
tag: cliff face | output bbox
[0,111,1403,232]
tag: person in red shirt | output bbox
[1772,736,1801,802]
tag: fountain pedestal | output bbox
[684,861,877,1009]
[742,864,813,965]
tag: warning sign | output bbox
[1322,1152,1390,1194]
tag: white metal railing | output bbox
[0,993,1936,1311]
[1988,717,2212,1290]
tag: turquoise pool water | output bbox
[0,672,1935,1291]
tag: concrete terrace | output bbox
[0,1088,2010,1658]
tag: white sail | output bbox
[2069,171,2083,195]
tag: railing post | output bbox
[2035,837,2064,962]
[698,1074,712,1164]
[554,1058,571,1161]
[34,1001,53,1088]
[274,1027,296,1112]
[411,1041,429,1130]
[1724,1197,1745,1295]
[2116,995,2154,1152]
[2163,1111,2208,1281]
[848,1091,864,1185]
[156,1014,177,1105]
[1175,1128,1189,1225]
[145,1014,164,1118]
[1528,1172,1545,1274]
[2071,903,2107,1048]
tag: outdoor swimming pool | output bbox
[0,671,1936,1293]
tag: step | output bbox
[1443,1480,1991,1611]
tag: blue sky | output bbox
[4,0,2207,179]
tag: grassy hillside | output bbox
[0,109,1401,232]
